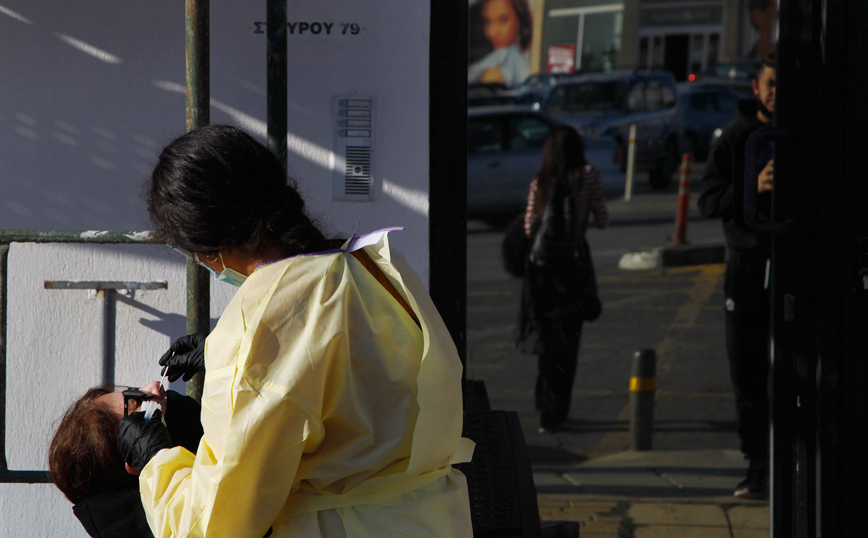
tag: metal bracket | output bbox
[44,281,167,385]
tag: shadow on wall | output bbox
[0,2,187,231]
[0,1,276,232]
[116,291,218,338]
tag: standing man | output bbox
[698,51,776,499]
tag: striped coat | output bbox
[523,165,609,238]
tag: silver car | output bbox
[468,106,622,220]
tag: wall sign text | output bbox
[252,21,365,39]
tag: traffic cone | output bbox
[669,153,693,247]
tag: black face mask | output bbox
[757,99,774,121]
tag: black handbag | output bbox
[528,175,601,322]
[501,213,530,278]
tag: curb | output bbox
[662,243,725,267]
[618,243,725,270]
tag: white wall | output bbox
[0,1,430,535]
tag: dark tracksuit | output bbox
[698,99,772,465]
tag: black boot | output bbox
[734,457,768,499]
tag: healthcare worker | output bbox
[118,125,474,537]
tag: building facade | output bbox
[531,0,771,81]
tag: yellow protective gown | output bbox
[139,230,474,537]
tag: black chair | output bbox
[456,410,542,538]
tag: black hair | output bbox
[146,125,329,257]
[532,126,587,219]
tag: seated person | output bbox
[49,381,203,538]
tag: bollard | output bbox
[623,124,637,201]
[669,153,693,247]
[630,349,657,451]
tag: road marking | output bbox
[591,264,724,456]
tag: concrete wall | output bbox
[722,0,743,61]
[619,0,641,69]
[0,1,431,535]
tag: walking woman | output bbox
[518,126,609,432]
[118,125,473,537]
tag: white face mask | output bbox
[215,252,248,287]
[193,252,248,287]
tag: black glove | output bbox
[159,333,207,382]
[118,410,172,470]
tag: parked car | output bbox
[468,82,517,108]
[467,74,569,109]
[541,71,683,190]
[677,82,751,161]
[468,92,520,108]
[688,61,758,94]
[509,72,570,109]
[468,107,622,221]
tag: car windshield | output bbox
[546,82,626,113]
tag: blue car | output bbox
[677,82,751,161]
[542,71,683,190]
[467,107,622,221]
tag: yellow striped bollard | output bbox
[630,349,657,451]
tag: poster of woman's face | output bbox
[742,0,778,60]
[468,0,534,89]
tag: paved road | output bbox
[466,199,735,458]
[464,171,771,536]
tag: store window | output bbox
[637,31,722,80]
[638,37,649,70]
[543,7,624,75]
[580,11,622,73]
[690,34,705,74]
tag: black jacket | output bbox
[73,488,153,538]
[71,391,204,538]
[698,99,772,253]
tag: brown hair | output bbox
[48,386,137,503]
[532,126,587,220]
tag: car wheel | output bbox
[649,138,679,190]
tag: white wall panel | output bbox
[0,1,430,535]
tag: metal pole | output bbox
[267,0,288,171]
[0,244,49,482]
[0,246,10,474]
[630,349,657,451]
[429,0,468,376]
[185,0,210,132]
[0,230,161,244]
[102,289,116,384]
[185,0,211,402]
[624,124,637,201]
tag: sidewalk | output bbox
[533,449,769,537]
[530,185,769,538]
[467,168,769,537]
